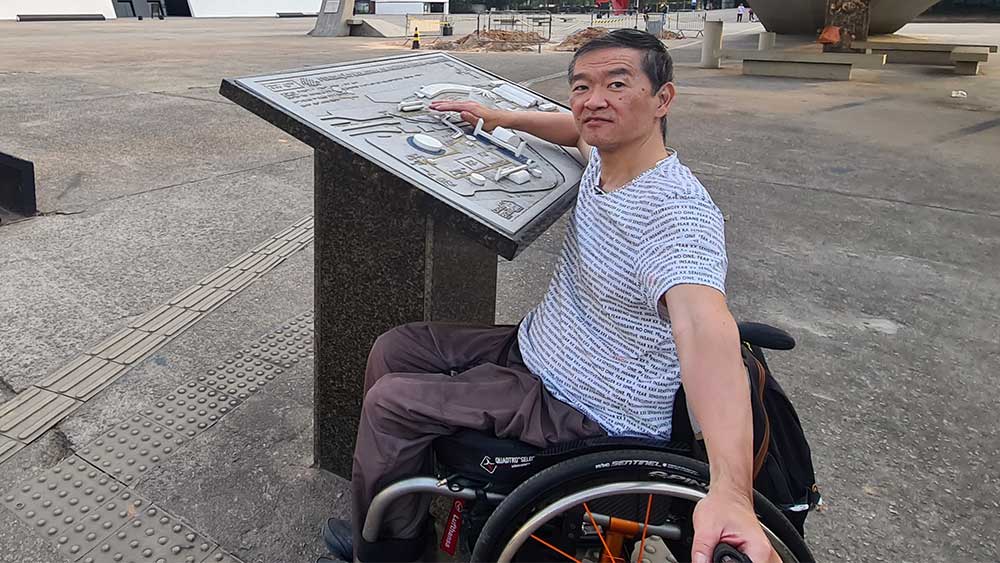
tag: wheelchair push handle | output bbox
[713,542,753,563]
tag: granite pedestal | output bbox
[312,147,499,475]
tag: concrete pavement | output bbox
[1,16,999,562]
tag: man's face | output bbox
[569,47,673,150]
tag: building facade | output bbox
[1,0,117,20]
[0,0,448,19]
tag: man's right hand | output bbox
[429,98,585,157]
[429,100,506,132]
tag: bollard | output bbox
[412,29,421,49]
[758,31,776,50]
[700,20,723,68]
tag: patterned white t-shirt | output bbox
[518,149,728,438]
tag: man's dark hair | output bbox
[568,29,674,142]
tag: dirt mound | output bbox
[554,27,609,51]
[552,26,681,50]
[429,30,546,52]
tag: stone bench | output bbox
[723,49,887,70]
[731,51,890,80]
[951,47,991,76]
[854,40,998,66]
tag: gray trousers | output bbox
[351,322,606,557]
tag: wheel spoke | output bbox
[636,494,654,563]
[584,501,622,563]
[530,533,582,563]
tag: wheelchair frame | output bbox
[362,467,801,563]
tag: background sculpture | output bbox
[750,0,942,35]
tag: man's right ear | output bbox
[655,82,677,119]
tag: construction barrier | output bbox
[590,10,640,29]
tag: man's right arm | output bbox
[428,100,591,161]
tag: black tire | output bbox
[471,449,813,563]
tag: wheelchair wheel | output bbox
[471,449,813,563]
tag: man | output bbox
[737,3,745,22]
[323,29,778,563]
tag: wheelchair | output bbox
[360,323,814,563]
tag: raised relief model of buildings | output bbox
[234,53,583,235]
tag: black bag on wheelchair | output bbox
[743,341,822,536]
[672,323,822,536]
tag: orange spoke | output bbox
[584,502,619,563]
[530,533,582,563]
[636,494,654,563]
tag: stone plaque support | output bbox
[313,146,497,478]
[309,0,356,37]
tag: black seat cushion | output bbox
[433,430,542,491]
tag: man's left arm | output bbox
[664,285,778,563]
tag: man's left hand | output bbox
[691,487,779,563]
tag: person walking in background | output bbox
[748,5,755,21]
[736,3,745,22]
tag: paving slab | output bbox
[0,73,129,112]
[496,214,568,325]
[0,91,311,212]
[0,157,312,394]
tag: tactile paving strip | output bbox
[38,356,129,402]
[79,505,218,563]
[197,358,278,404]
[152,309,203,339]
[0,435,24,465]
[251,312,315,369]
[78,416,188,487]
[139,386,242,440]
[3,456,151,560]
[93,330,167,364]
[0,387,81,443]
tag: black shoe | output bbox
[322,517,354,562]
